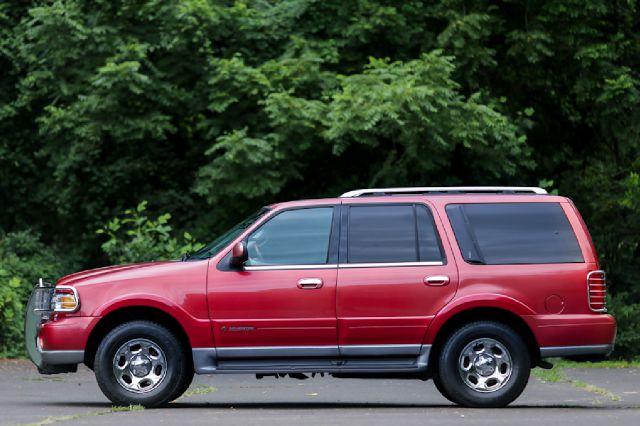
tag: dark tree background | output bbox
[0,0,638,356]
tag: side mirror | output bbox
[230,241,248,268]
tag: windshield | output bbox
[188,208,270,260]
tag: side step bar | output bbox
[192,346,431,375]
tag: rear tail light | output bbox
[587,270,607,312]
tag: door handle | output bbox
[424,275,450,286]
[297,278,324,289]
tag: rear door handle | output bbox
[424,275,450,286]
[297,278,323,289]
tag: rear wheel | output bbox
[94,321,193,407]
[437,321,530,408]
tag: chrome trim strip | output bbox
[196,344,428,362]
[340,344,423,356]
[40,350,85,365]
[340,186,548,197]
[244,262,443,271]
[217,346,340,358]
[339,261,443,268]
[540,344,613,358]
[244,264,337,271]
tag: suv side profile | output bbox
[25,186,616,408]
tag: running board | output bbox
[192,346,431,375]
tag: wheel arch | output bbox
[427,307,541,373]
[84,305,192,370]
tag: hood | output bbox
[56,261,176,287]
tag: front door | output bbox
[207,205,339,357]
[336,202,458,356]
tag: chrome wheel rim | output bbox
[112,338,167,393]
[458,338,512,393]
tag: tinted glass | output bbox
[416,205,444,262]
[246,207,333,265]
[190,208,269,260]
[348,205,418,263]
[447,203,583,264]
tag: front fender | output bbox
[94,294,212,348]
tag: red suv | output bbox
[25,187,616,408]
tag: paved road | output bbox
[1,359,639,426]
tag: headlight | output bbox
[52,286,80,312]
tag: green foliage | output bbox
[97,201,204,264]
[0,231,68,357]
[0,0,638,355]
[608,293,640,356]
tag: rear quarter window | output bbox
[446,202,584,265]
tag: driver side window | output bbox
[246,207,334,266]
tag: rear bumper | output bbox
[523,313,616,357]
[540,344,613,358]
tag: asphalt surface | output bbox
[1,359,639,426]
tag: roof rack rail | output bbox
[339,186,548,198]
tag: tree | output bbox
[0,0,638,355]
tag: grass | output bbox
[532,366,621,401]
[22,405,144,426]
[531,367,565,383]
[109,404,145,412]
[177,384,217,400]
[552,358,640,369]
[571,379,621,401]
[21,383,213,425]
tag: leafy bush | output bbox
[0,231,67,357]
[609,293,640,357]
[97,201,203,264]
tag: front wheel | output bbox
[437,321,530,408]
[94,321,193,407]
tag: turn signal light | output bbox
[53,287,80,312]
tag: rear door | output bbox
[336,201,458,356]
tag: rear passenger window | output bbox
[416,205,444,262]
[347,205,444,264]
[446,203,583,265]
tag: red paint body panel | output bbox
[337,199,459,345]
[39,194,616,358]
[53,259,212,349]
[522,314,617,347]
[39,316,99,351]
[207,268,338,347]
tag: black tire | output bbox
[437,321,530,408]
[94,321,194,407]
[432,374,456,404]
[169,365,195,402]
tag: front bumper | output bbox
[40,350,85,368]
[24,284,87,374]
